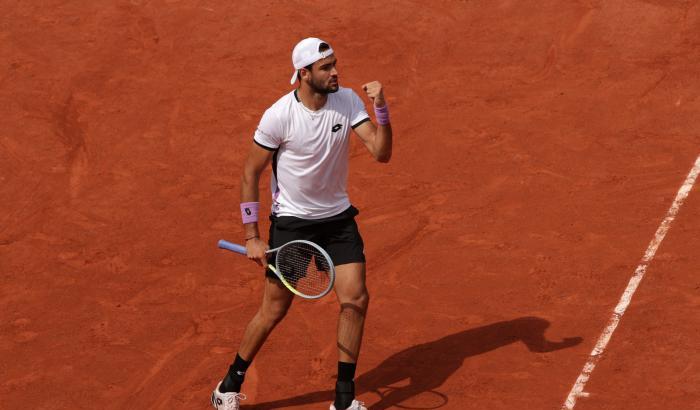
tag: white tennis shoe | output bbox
[211,381,246,410]
[329,399,367,410]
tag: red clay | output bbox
[2,1,699,409]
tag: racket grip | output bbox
[218,239,247,255]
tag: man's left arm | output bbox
[354,81,392,163]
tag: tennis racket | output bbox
[218,239,335,299]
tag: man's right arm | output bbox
[240,142,274,265]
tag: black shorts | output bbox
[266,205,365,279]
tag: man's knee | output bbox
[340,288,370,313]
[356,289,370,310]
[259,306,287,329]
[258,278,293,326]
[260,297,291,327]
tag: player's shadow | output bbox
[247,316,582,409]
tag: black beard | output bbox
[309,78,339,94]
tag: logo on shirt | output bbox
[332,124,343,133]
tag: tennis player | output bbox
[211,37,393,410]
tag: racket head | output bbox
[273,240,335,299]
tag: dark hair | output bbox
[296,42,330,81]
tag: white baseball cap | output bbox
[289,37,334,85]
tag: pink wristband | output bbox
[240,202,259,224]
[374,104,390,126]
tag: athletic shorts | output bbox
[265,205,365,279]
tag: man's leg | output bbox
[333,262,369,410]
[218,277,294,393]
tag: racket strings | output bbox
[276,242,332,296]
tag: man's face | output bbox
[303,55,339,94]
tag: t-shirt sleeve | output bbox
[350,90,371,129]
[253,108,283,151]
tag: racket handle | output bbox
[218,239,247,255]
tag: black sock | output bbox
[334,361,356,409]
[220,354,251,393]
[338,361,356,382]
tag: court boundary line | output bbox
[561,154,700,409]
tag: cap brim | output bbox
[290,69,297,85]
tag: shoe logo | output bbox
[244,208,251,216]
[216,398,223,405]
[332,124,343,133]
[236,370,246,376]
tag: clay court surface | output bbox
[2,1,699,409]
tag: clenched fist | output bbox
[362,81,386,107]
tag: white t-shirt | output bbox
[253,87,370,219]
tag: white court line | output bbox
[562,154,700,410]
